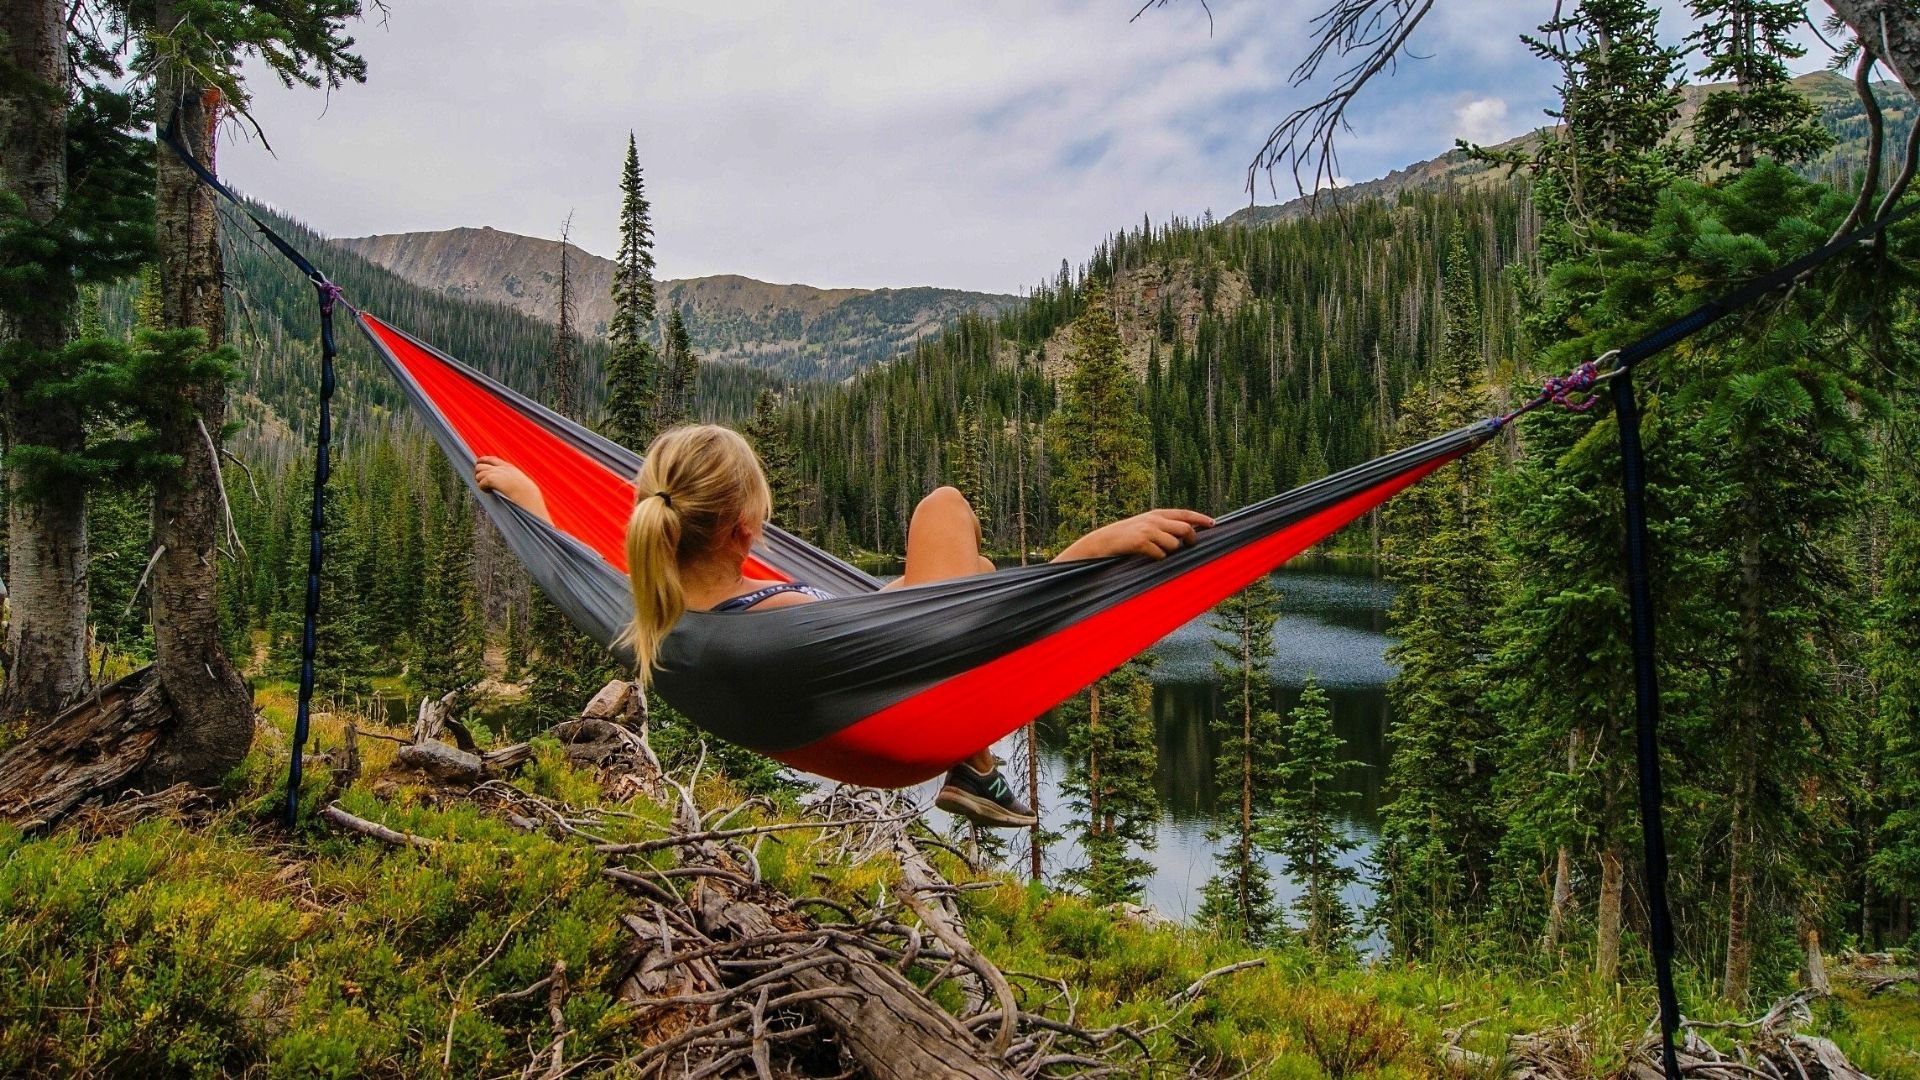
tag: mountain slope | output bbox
[335,228,1020,381]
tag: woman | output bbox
[476,424,1212,828]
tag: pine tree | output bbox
[653,309,698,431]
[528,213,613,725]
[548,215,581,415]
[1,42,156,721]
[1049,285,1159,904]
[1867,427,1920,934]
[1058,662,1159,905]
[1197,575,1287,943]
[951,395,992,541]
[1375,233,1502,955]
[742,388,806,538]
[1273,676,1361,953]
[1687,0,1831,170]
[1049,287,1151,543]
[605,133,658,448]
[138,0,365,787]
[1491,0,1688,241]
[412,459,483,702]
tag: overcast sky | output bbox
[216,1,1835,294]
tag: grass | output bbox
[0,690,1912,1078]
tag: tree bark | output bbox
[0,668,170,829]
[1546,843,1573,951]
[145,37,252,788]
[1596,844,1624,983]
[1726,753,1757,1002]
[1827,0,1920,91]
[1545,728,1581,952]
[0,0,91,725]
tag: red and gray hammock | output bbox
[165,124,1916,1080]
[362,313,1474,786]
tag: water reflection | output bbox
[923,557,1398,929]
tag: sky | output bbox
[216,1,1837,295]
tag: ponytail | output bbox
[624,492,683,686]
[622,425,772,686]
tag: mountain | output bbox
[334,227,1020,381]
[1223,71,1914,229]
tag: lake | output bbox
[913,556,1398,932]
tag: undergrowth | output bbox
[0,695,1912,1078]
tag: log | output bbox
[581,679,634,721]
[0,666,172,829]
[394,739,533,785]
[687,881,1018,1080]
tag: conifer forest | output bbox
[2,1,1919,1077]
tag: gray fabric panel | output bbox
[654,420,1492,751]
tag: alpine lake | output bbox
[899,554,1398,935]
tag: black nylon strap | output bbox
[1611,370,1682,1080]
[158,109,346,827]
[1613,197,1920,372]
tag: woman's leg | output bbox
[897,487,997,772]
[897,486,993,586]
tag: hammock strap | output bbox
[158,116,347,826]
[1612,368,1682,1080]
[282,282,340,827]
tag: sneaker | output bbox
[936,763,1038,828]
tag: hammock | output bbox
[357,312,1482,786]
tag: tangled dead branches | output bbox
[1446,990,1875,1080]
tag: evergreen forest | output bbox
[2,0,1918,1076]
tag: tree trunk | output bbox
[1087,684,1102,839]
[1726,756,1757,1002]
[145,44,252,788]
[1826,0,1920,91]
[0,668,170,828]
[0,0,90,725]
[1545,728,1582,952]
[1239,625,1253,928]
[1546,844,1573,951]
[1803,924,1830,996]
[1596,844,1623,983]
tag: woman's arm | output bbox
[1053,508,1215,562]
[474,456,554,525]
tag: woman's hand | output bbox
[474,456,553,525]
[1053,509,1215,562]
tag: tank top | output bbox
[708,582,835,612]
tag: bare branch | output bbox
[317,801,438,849]
[1164,958,1267,1006]
[1247,0,1436,201]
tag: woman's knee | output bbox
[915,486,977,528]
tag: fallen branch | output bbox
[1165,958,1267,1007]
[593,813,917,856]
[317,802,439,849]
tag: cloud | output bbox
[1453,96,1514,147]
[214,2,1582,294]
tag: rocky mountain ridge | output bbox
[335,227,1019,381]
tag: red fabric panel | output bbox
[771,452,1462,787]
[364,314,784,582]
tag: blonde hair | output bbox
[624,424,772,685]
